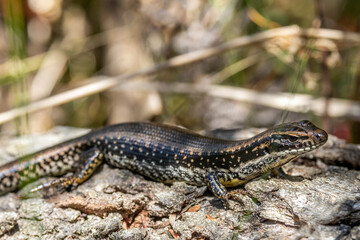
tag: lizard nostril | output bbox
[264,147,270,154]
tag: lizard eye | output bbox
[288,136,298,142]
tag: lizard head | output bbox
[226,120,328,178]
[264,120,328,156]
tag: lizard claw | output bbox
[29,176,74,193]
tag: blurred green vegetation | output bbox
[1,0,29,135]
[0,0,359,143]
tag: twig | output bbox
[0,27,130,83]
[302,28,360,43]
[208,53,266,84]
[118,81,360,121]
[1,25,360,124]
[315,0,332,131]
[30,50,68,101]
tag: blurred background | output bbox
[0,0,359,143]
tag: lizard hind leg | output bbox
[29,148,104,194]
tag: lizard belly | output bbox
[221,178,247,187]
[104,151,207,186]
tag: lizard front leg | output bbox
[206,172,247,208]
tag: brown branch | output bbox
[118,81,360,121]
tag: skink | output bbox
[0,120,327,204]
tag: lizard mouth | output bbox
[283,142,325,155]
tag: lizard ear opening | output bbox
[264,147,270,154]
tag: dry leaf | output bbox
[206,214,215,221]
[169,229,180,239]
[186,204,202,212]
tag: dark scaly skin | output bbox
[0,120,327,202]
